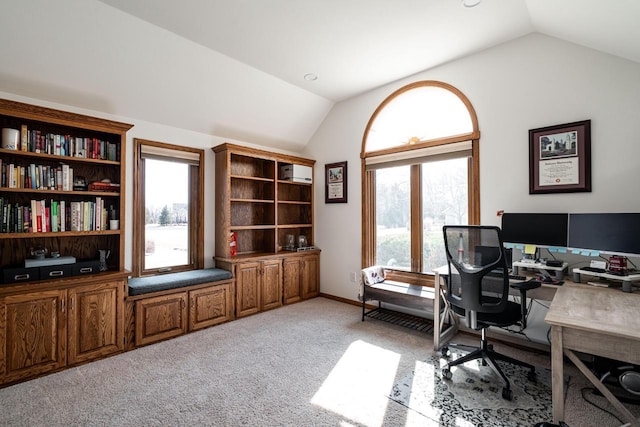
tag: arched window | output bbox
[361,81,480,273]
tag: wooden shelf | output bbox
[0,187,119,197]
[230,174,274,183]
[0,230,120,239]
[0,147,120,165]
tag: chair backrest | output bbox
[442,225,511,328]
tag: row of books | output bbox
[11,125,120,161]
[0,197,113,233]
[1,161,75,191]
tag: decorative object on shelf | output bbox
[73,176,87,191]
[30,246,48,260]
[529,120,591,194]
[298,235,307,248]
[98,249,111,271]
[325,161,347,203]
[1,128,19,150]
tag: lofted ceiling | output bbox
[1,0,639,151]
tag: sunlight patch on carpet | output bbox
[312,340,400,426]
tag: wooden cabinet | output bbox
[68,281,124,365]
[134,281,234,346]
[0,99,132,279]
[301,253,320,299]
[284,253,320,304]
[189,283,234,331]
[0,289,67,384]
[135,293,187,347]
[0,275,126,385]
[234,259,282,318]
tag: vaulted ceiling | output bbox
[1,0,639,151]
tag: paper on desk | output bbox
[524,244,537,255]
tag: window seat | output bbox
[128,268,233,296]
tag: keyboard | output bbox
[581,266,606,273]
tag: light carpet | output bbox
[389,352,555,426]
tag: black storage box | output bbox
[39,264,73,280]
[2,267,40,284]
[73,260,101,276]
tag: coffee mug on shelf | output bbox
[2,128,19,150]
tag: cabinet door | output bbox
[235,261,261,318]
[283,257,302,304]
[0,289,67,384]
[135,293,187,347]
[68,281,124,365]
[189,283,234,331]
[301,254,320,299]
[261,259,283,311]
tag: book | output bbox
[20,125,28,151]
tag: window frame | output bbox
[361,80,480,271]
[132,138,204,276]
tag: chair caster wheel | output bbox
[442,367,453,380]
[441,346,450,358]
[487,343,494,351]
[502,388,513,400]
[481,359,488,366]
[527,370,537,381]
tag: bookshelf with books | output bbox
[0,99,131,386]
[213,143,319,318]
[0,99,131,278]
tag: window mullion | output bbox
[410,164,422,272]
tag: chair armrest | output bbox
[510,279,541,292]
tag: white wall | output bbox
[305,33,640,302]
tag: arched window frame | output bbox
[360,80,480,271]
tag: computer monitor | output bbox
[501,213,568,247]
[568,213,640,256]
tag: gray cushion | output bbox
[128,268,233,296]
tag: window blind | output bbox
[364,140,472,170]
[140,144,201,165]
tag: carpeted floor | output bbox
[0,297,637,426]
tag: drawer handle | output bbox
[14,274,30,280]
[79,267,93,273]
[48,270,64,277]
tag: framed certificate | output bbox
[325,161,347,203]
[529,120,591,194]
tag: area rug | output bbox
[389,351,562,426]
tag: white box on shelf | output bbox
[280,164,312,183]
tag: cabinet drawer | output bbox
[2,267,40,284]
[39,264,73,280]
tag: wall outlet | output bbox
[349,272,357,282]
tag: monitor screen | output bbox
[501,213,568,247]
[568,213,640,256]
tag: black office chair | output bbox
[441,225,540,400]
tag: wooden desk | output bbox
[545,284,640,426]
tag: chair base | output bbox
[441,329,536,400]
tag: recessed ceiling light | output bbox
[462,0,481,7]
[304,73,318,81]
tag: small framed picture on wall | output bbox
[325,161,347,203]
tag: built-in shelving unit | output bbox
[213,143,319,318]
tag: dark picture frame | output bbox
[325,161,347,203]
[529,120,591,194]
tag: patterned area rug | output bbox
[389,352,560,426]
